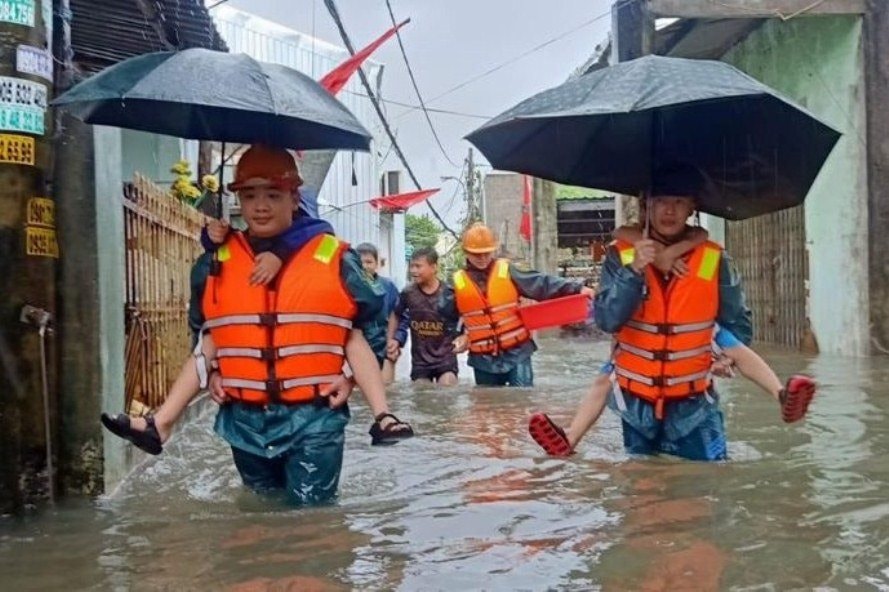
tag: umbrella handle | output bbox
[641,193,650,301]
[216,142,226,219]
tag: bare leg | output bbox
[381,358,396,385]
[129,335,217,442]
[346,329,404,431]
[437,372,458,386]
[564,373,611,448]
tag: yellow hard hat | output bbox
[462,222,498,254]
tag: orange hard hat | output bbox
[462,222,498,254]
[228,144,304,191]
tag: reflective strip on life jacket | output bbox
[500,327,530,343]
[277,313,353,329]
[617,342,714,362]
[204,314,264,329]
[625,319,715,335]
[206,313,352,330]
[221,374,343,392]
[615,366,711,388]
[216,344,346,359]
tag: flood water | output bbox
[1,335,888,591]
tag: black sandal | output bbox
[369,413,414,446]
[100,413,163,455]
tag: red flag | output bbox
[370,189,439,213]
[320,19,410,96]
[519,175,533,242]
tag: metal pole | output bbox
[20,305,54,503]
[38,324,54,503]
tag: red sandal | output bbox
[779,374,816,423]
[528,413,573,457]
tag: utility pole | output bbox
[0,0,57,512]
[611,0,654,227]
[461,147,482,227]
[466,147,477,223]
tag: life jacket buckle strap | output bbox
[266,380,281,401]
[259,313,276,327]
[312,384,327,408]
[651,350,668,361]
[260,347,276,361]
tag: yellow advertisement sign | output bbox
[25,226,58,258]
[0,133,34,164]
[26,197,53,227]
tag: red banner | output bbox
[319,19,410,96]
[519,175,533,242]
[370,188,439,213]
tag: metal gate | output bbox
[123,175,204,412]
[725,205,808,348]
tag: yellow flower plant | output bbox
[201,174,220,194]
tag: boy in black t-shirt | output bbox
[388,248,462,385]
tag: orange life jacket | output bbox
[202,232,356,405]
[453,259,531,355]
[612,238,722,419]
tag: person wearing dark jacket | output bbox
[101,145,412,504]
[593,181,752,461]
[439,223,593,387]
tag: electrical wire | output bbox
[383,0,461,168]
[323,0,460,241]
[394,2,619,120]
[340,89,492,119]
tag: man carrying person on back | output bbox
[593,167,813,461]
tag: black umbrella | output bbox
[466,55,840,220]
[53,48,371,151]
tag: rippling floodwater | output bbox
[1,335,888,591]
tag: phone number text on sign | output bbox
[0,0,35,27]
[26,226,59,258]
[0,105,43,134]
[27,197,54,227]
[0,133,35,164]
[0,76,47,109]
[16,45,53,81]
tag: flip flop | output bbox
[779,374,816,423]
[369,413,414,446]
[528,412,573,457]
[100,413,163,455]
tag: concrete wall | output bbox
[864,2,889,354]
[93,127,131,488]
[483,173,526,258]
[533,179,560,274]
[721,16,869,355]
[55,122,130,497]
[120,130,183,183]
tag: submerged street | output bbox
[2,335,888,590]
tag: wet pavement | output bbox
[1,335,888,591]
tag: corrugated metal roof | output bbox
[71,0,227,73]
[577,17,764,77]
